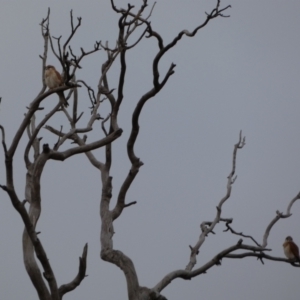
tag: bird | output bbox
[44,65,68,107]
[283,236,300,262]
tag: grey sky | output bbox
[0,0,300,299]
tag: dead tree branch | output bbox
[185,131,245,271]
[222,218,262,247]
[0,125,8,155]
[261,192,300,248]
[48,128,123,161]
[153,240,270,294]
[58,244,88,298]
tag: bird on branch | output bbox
[44,65,69,107]
[283,236,300,262]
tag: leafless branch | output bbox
[44,125,68,138]
[259,192,300,248]
[147,1,231,88]
[75,112,84,124]
[125,25,150,50]
[101,114,111,136]
[222,218,262,247]
[153,240,269,293]
[0,125,8,155]
[53,126,63,150]
[49,35,61,62]
[225,252,300,267]
[48,11,100,84]
[1,169,57,299]
[185,132,245,271]
[124,201,137,208]
[146,2,156,20]
[49,128,122,161]
[68,44,101,81]
[45,124,93,137]
[63,10,82,57]
[110,0,122,13]
[44,123,105,171]
[110,2,230,225]
[0,184,8,191]
[9,85,74,161]
[286,191,300,215]
[71,79,79,124]
[77,80,97,105]
[262,211,295,249]
[58,243,88,297]
[111,0,153,24]
[24,102,62,168]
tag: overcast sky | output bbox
[1,0,300,299]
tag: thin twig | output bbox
[0,125,8,154]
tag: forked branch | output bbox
[261,192,300,248]
[185,132,245,271]
[153,239,270,294]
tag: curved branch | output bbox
[76,79,96,106]
[2,157,56,299]
[49,128,123,161]
[111,87,164,220]
[44,126,106,171]
[153,240,268,293]
[24,102,62,168]
[8,85,74,159]
[261,192,300,248]
[68,44,101,81]
[126,61,175,166]
[286,191,300,215]
[3,178,52,300]
[23,152,59,299]
[222,185,300,251]
[100,175,141,300]
[149,1,230,88]
[111,162,142,220]
[222,219,261,247]
[58,243,88,297]
[127,88,154,164]
[101,250,140,299]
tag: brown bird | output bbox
[283,236,300,262]
[44,65,68,107]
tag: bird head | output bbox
[45,65,55,70]
[286,236,293,242]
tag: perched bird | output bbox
[283,236,300,262]
[44,65,68,107]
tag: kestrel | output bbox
[283,236,300,262]
[44,65,68,107]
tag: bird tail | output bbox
[58,91,69,107]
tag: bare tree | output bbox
[0,1,299,300]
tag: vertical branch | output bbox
[0,125,8,155]
[40,8,50,91]
[100,177,140,300]
[185,132,245,272]
[23,150,59,300]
